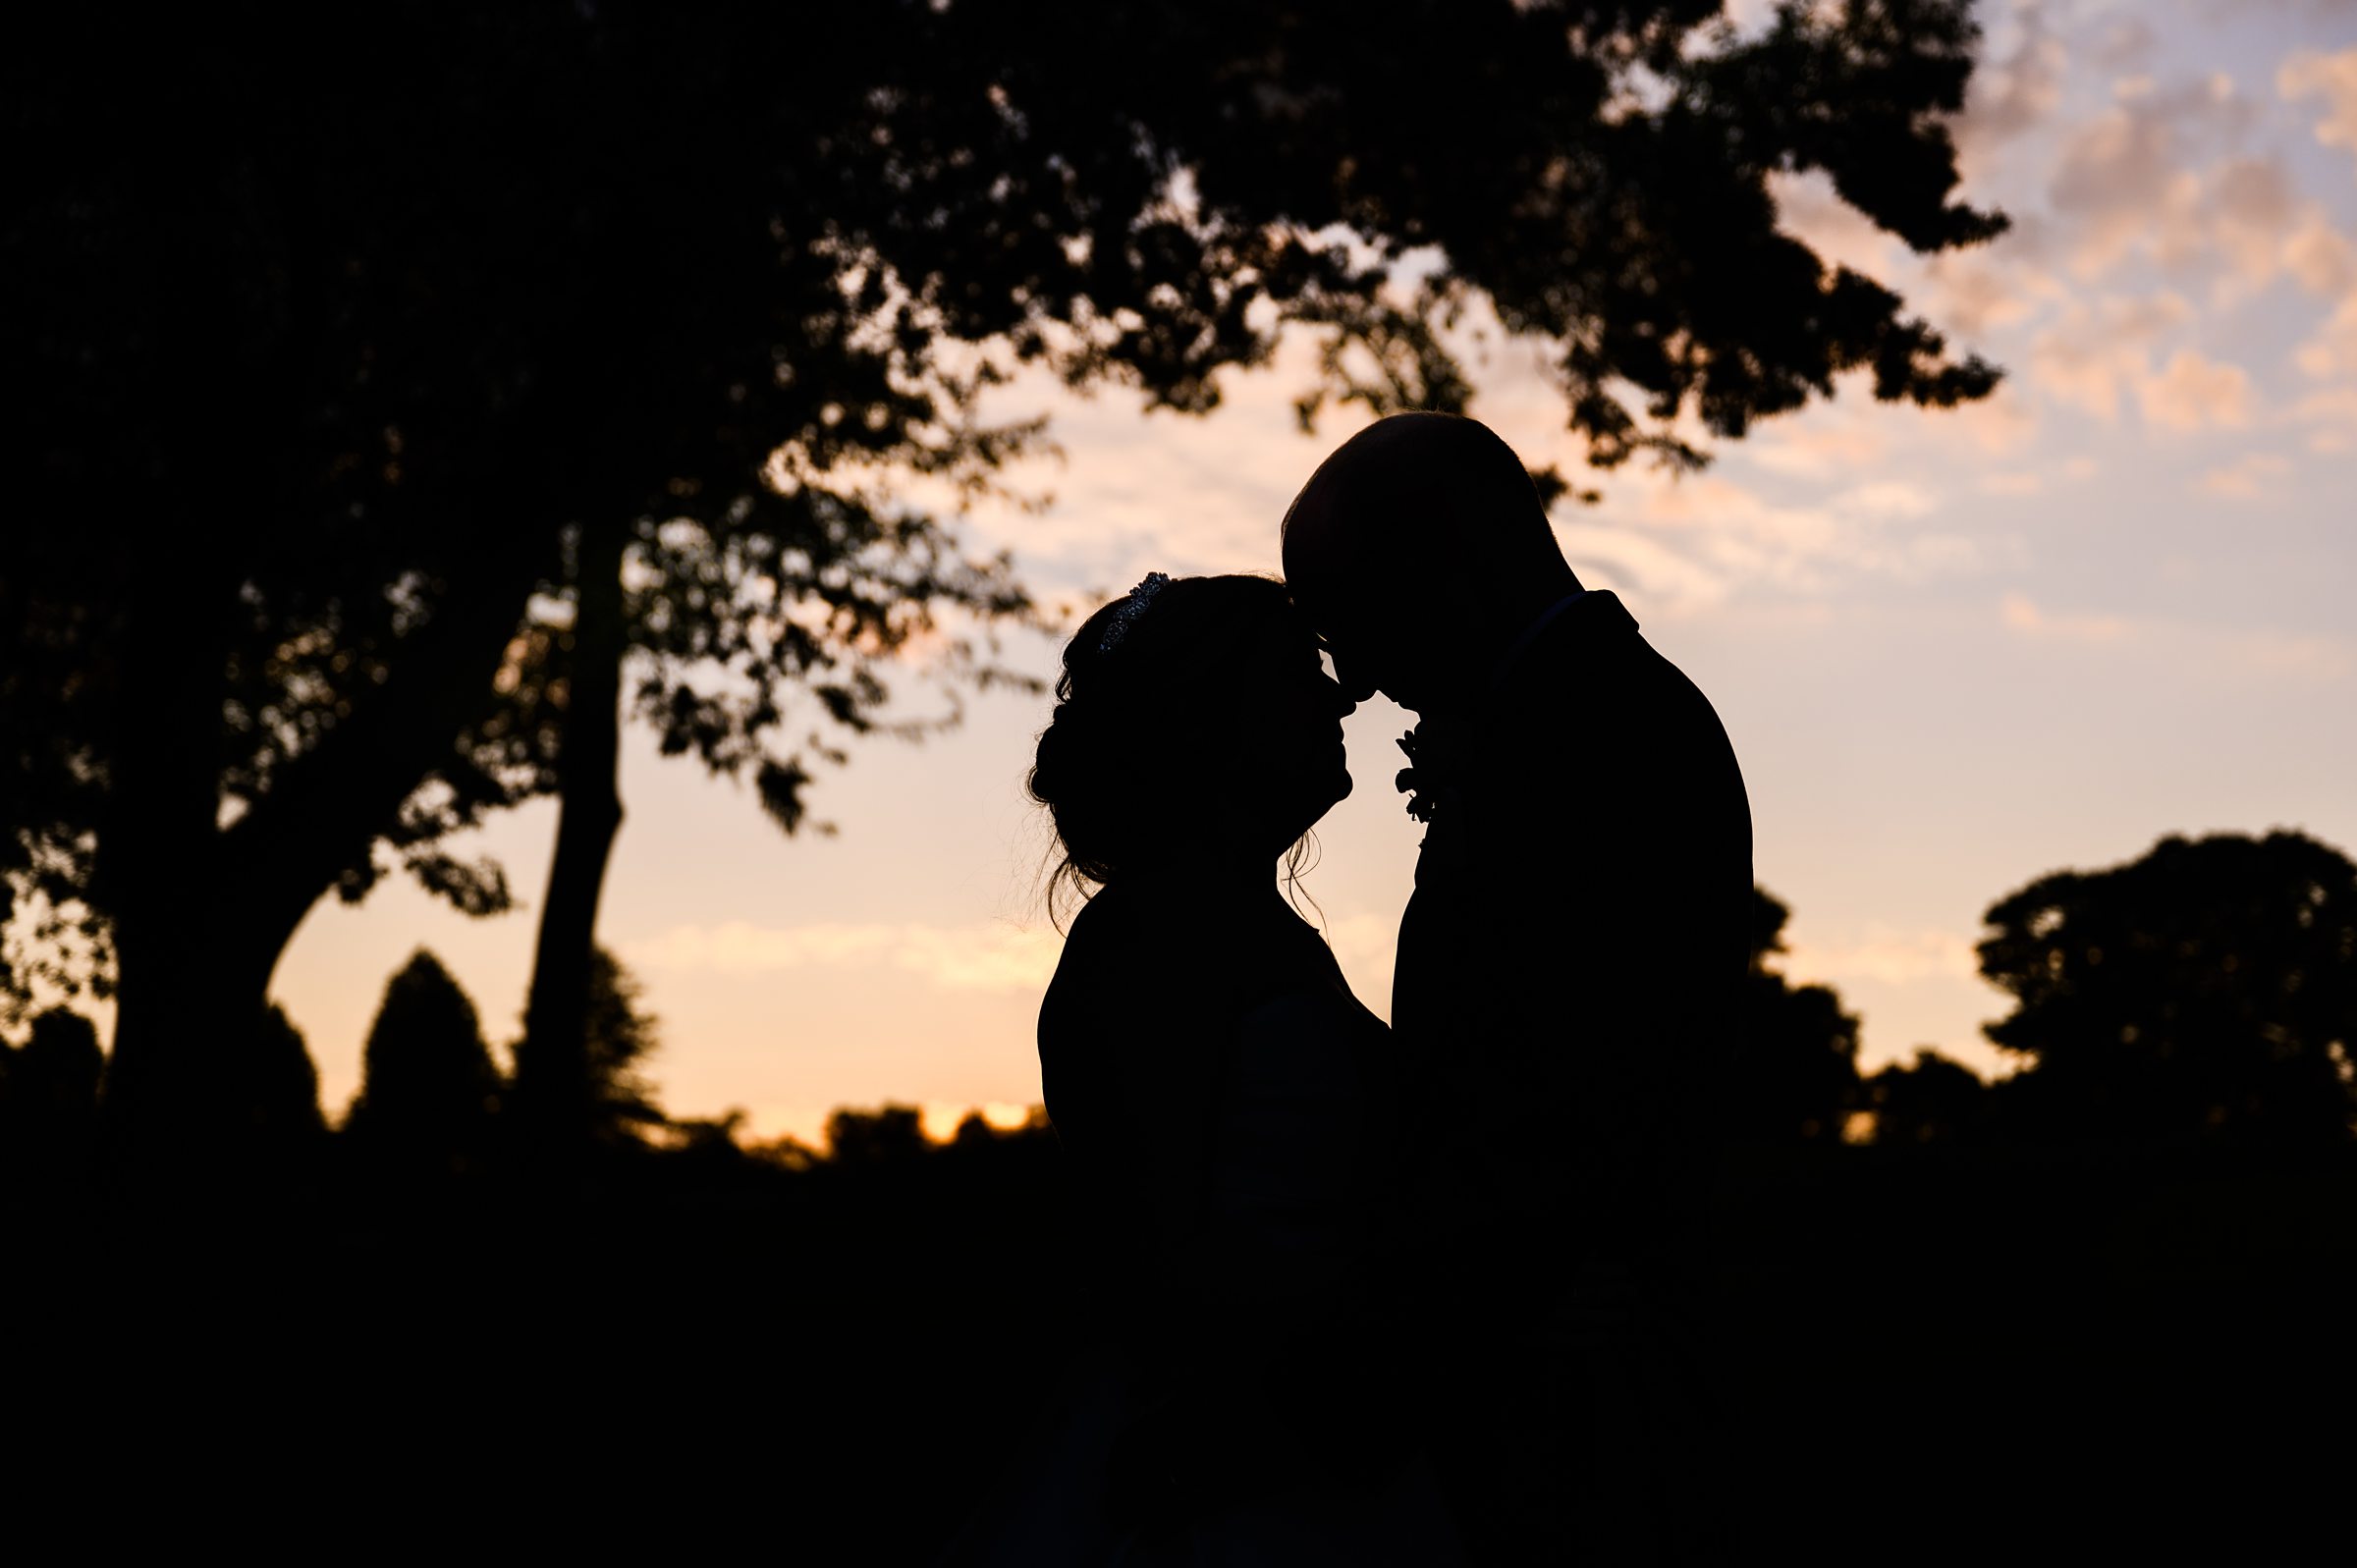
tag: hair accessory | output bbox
[1096,571,1172,655]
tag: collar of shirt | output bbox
[1485,590,1590,689]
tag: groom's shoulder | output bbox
[1511,595,1744,790]
[1510,589,1641,682]
[1516,592,1700,714]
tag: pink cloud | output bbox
[2135,350,2254,432]
[2280,47,2357,171]
[2000,591,2133,647]
[2200,453,2293,500]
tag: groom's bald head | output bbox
[1282,412,1558,575]
[1281,411,1576,708]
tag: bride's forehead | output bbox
[1173,612,1306,670]
[1237,631,1326,682]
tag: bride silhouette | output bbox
[943,572,1462,1565]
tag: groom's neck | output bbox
[1415,562,1583,719]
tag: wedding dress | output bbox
[942,878,1464,1567]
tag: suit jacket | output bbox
[1393,588,1753,1283]
[1389,590,1751,1560]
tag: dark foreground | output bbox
[8,1132,2351,1561]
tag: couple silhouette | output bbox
[952,412,1752,1565]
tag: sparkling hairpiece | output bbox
[1097,571,1172,655]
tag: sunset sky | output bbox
[264,0,2357,1146]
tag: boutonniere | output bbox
[1395,725,1460,825]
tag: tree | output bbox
[1978,831,2357,1151]
[6,2,2007,1158]
[1861,1048,1989,1146]
[346,950,503,1174]
[576,946,669,1148]
[1727,887,1864,1142]
[244,1006,328,1143]
[825,1106,933,1166]
[0,1009,104,1197]
[8,6,1042,1154]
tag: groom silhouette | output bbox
[1283,412,1752,1561]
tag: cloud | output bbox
[2135,349,2255,431]
[1741,370,2032,470]
[2026,292,2194,420]
[2200,452,2293,499]
[2283,210,2357,299]
[935,326,1392,590]
[2280,47,2357,171]
[1746,419,1889,481]
[2038,73,2357,303]
[1832,481,1939,521]
[2198,156,2302,287]
[1783,926,1981,987]
[2161,161,2357,306]
[2048,74,2253,280]
[1554,519,1732,616]
[2228,629,2355,681]
[1576,466,2021,609]
[2086,14,2156,72]
[1956,0,2069,172]
[2030,305,2269,434]
[1922,251,2058,338]
[2000,591,2132,646]
[2295,385,2357,452]
[1943,384,2041,456]
[1979,470,2045,497]
[2295,297,2357,381]
[1767,169,1901,278]
[626,920,1064,992]
[1999,595,2352,680]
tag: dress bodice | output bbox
[1038,881,1399,1333]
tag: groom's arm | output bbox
[1495,639,1751,1257]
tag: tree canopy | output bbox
[1978,831,2357,1150]
[347,950,503,1170]
[3,1,2007,1143]
[1861,1048,1989,1147]
[1728,886,1865,1142]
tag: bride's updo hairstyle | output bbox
[1030,572,1311,921]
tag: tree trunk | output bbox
[101,549,255,1155]
[99,538,328,1190]
[513,516,630,1157]
[101,491,558,1178]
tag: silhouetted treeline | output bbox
[1725,829,2357,1159]
[4,829,2352,1557]
[6,829,2352,1209]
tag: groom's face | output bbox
[1288,571,1428,714]
[1283,507,1439,712]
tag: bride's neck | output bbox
[1124,844,1291,901]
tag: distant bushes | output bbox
[344,950,502,1174]
[0,1008,102,1193]
[1760,830,2357,1156]
[3,830,2350,1202]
